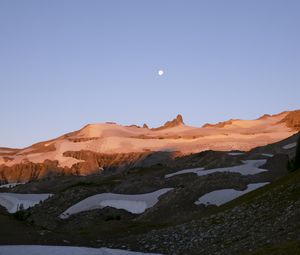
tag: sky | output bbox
[0,0,300,148]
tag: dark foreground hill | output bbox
[0,162,299,254]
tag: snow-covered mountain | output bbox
[0,110,299,182]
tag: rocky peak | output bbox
[163,114,184,128]
[153,114,184,130]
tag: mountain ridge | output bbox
[0,109,300,182]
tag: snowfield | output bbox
[261,153,274,157]
[0,246,162,255]
[0,193,53,213]
[0,182,25,189]
[195,182,269,206]
[60,188,173,219]
[283,142,297,150]
[165,160,268,178]
[196,160,268,176]
[227,152,245,156]
[165,167,204,178]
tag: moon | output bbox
[158,70,164,76]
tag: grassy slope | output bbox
[212,169,300,255]
[213,168,300,214]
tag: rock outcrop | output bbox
[278,110,300,130]
[152,114,184,130]
[202,119,236,128]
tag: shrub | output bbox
[105,214,121,221]
[13,204,31,221]
[288,159,296,172]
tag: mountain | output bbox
[0,111,300,255]
[0,110,300,182]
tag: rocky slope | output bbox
[127,169,300,255]
[1,110,300,182]
[0,131,298,255]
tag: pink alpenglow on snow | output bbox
[0,110,299,173]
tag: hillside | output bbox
[127,165,300,254]
[0,135,299,254]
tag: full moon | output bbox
[158,70,164,76]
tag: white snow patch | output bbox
[165,168,204,178]
[0,183,25,189]
[165,160,267,179]
[283,142,297,150]
[227,152,245,156]
[0,193,53,213]
[0,245,162,255]
[195,182,269,206]
[261,153,274,157]
[196,160,267,176]
[60,188,173,219]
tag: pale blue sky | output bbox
[0,0,299,148]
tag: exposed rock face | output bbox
[62,151,153,175]
[164,114,184,128]
[68,137,99,143]
[278,110,300,130]
[202,119,236,128]
[0,151,175,183]
[143,123,149,129]
[152,114,184,130]
[0,160,63,183]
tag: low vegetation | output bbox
[248,241,300,255]
[105,214,121,221]
[13,204,31,221]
